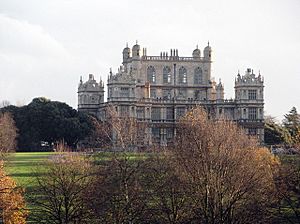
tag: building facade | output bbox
[78,42,264,145]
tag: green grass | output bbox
[5,152,55,189]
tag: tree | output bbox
[0,100,10,108]
[0,112,17,158]
[0,97,94,151]
[142,153,195,223]
[0,161,28,223]
[283,107,300,142]
[89,107,150,223]
[264,115,292,145]
[90,154,149,223]
[31,151,95,223]
[172,107,278,223]
[274,154,300,223]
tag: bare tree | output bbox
[31,152,95,223]
[0,112,17,158]
[172,106,278,224]
[90,154,149,224]
[0,100,11,108]
[94,105,148,151]
[142,152,196,224]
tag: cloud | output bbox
[0,13,69,59]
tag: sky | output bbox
[0,0,299,121]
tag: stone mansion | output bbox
[78,42,264,145]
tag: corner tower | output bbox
[235,68,264,142]
[78,74,104,116]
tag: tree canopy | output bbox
[0,97,94,151]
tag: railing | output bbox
[237,119,264,123]
[142,55,205,61]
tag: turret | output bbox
[78,74,104,116]
[203,42,212,60]
[192,45,201,59]
[216,79,224,100]
[235,68,264,101]
[122,43,131,64]
[132,41,141,60]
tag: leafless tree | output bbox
[31,152,95,224]
[142,152,196,224]
[0,112,17,158]
[90,153,149,224]
[93,105,148,151]
[0,100,10,108]
[171,106,278,224]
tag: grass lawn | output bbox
[5,152,55,190]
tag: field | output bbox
[6,152,54,189]
[4,152,300,223]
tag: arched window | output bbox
[163,66,171,84]
[147,66,156,83]
[178,66,187,84]
[194,67,203,84]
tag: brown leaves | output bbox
[0,113,17,158]
[0,161,28,224]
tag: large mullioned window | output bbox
[248,90,257,100]
[248,108,257,120]
[178,66,187,84]
[194,67,203,84]
[147,66,156,83]
[163,66,171,84]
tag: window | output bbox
[248,128,257,135]
[120,105,129,116]
[162,89,171,100]
[163,66,171,84]
[166,128,174,139]
[178,88,187,99]
[194,90,201,99]
[151,107,161,120]
[176,107,186,118]
[120,87,130,97]
[248,90,257,100]
[136,107,144,119]
[150,89,156,98]
[147,66,156,83]
[152,128,160,139]
[248,108,257,120]
[179,66,187,84]
[166,107,174,120]
[194,67,203,84]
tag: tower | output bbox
[235,68,264,142]
[216,79,224,100]
[78,74,104,116]
[132,41,141,60]
[122,43,131,65]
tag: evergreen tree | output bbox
[283,107,300,143]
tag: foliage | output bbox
[265,116,292,145]
[274,154,300,223]
[0,97,94,151]
[0,161,28,223]
[283,107,300,145]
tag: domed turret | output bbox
[122,43,131,63]
[132,41,141,60]
[192,45,201,58]
[204,42,212,60]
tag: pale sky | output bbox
[0,0,299,121]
